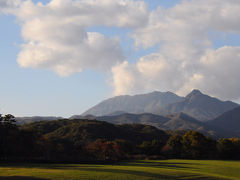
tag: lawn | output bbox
[0,160,239,180]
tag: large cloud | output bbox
[2,0,148,76]
[111,54,185,95]
[111,0,240,100]
[1,0,240,100]
[0,0,21,13]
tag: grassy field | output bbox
[0,160,239,180]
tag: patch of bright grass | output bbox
[0,160,239,180]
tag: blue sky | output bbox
[0,14,106,117]
[0,0,240,117]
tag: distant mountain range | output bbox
[82,89,238,121]
[16,107,240,138]
[14,89,240,139]
[16,116,63,125]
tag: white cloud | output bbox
[111,53,186,95]
[18,30,124,76]
[0,0,21,13]
[15,0,148,28]
[177,46,240,100]
[2,0,148,76]
[197,46,240,100]
[1,0,240,100]
[111,0,240,100]
[111,61,139,95]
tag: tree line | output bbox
[0,114,240,163]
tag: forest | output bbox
[0,114,240,163]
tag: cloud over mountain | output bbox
[1,0,240,100]
[112,0,240,100]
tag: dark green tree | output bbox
[166,135,183,158]
[0,114,18,160]
[217,138,240,159]
[181,131,216,159]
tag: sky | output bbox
[0,0,240,117]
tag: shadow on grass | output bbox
[69,168,226,180]
[47,161,199,171]
[0,177,49,180]
[120,161,194,169]
[0,163,229,180]
[0,161,200,172]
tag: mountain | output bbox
[82,91,183,116]
[16,116,63,125]
[164,113,208,130]
[207,106,240,136]
[155,90,238,121]
[82,89,238,122]
[163,113,227,138]
[94,112,224,138]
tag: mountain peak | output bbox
[186,89,203,98]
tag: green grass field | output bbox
[0,160,239,180]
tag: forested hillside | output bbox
[1,115,240,162]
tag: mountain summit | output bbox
[82,91,183,116]
[186,89,203,98]
[156,90,238,121]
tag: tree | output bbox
[165,135,183,158]
[139,140,164,155]
[86,139,126,161]
[0,114,16,128]
[0,114,18,160]
[181,131,216,159]
[217,138,240,159]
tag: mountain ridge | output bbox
[82,89,239,121]
[82,91,183,116]
[155,89,239,121]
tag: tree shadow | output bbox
[0,177,49,180]
[116,161,200,170]
[74,168,227,180]
[0,163,229,180]
[46,164,191,171]
[0,161,202,172]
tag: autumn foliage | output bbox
[0,116,240,162]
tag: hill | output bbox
[21,119,169,144]
[94,112,225,138]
